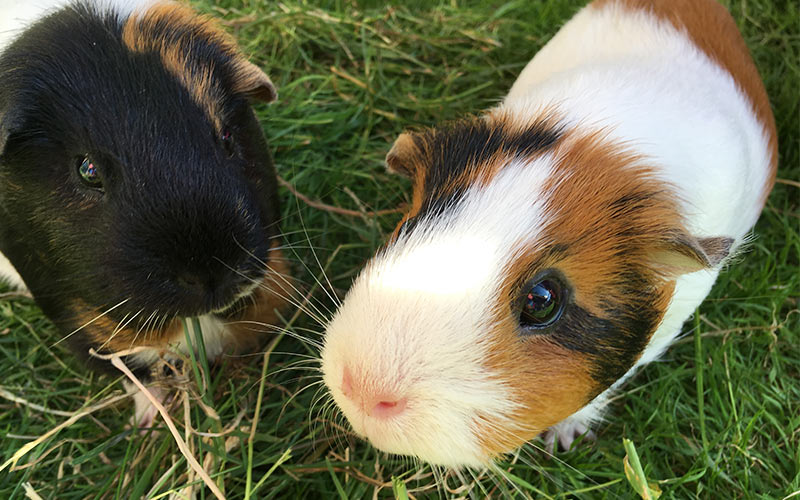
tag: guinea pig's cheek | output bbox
[321,319,508,467]
[476,335,596,459]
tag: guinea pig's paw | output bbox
[159,357,185,379]
[541,419,596,454]
[127,384,170,431]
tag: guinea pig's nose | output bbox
[341,366,408,420]
[370,397,408,419]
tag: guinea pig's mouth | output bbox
[321,359,498,469]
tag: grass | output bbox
[1,0,798,498]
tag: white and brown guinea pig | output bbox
[322,0,777,468]
[0,0,289,423]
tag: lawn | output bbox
[1,0,798,498]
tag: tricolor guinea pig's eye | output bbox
[518,275,566,329]
[76,155,103,189]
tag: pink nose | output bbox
[370,396,408,419]
[341,366,408,420]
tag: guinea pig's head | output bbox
[321,111,732,468]
[0,2,280,356]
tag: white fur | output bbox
[126,315,229,425]
[0,252,26,290]
[323,1,773,466]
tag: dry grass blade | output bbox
[91,349,227,500]
[277,176,405,218]
[0,392,131,473]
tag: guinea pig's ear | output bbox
[386,132,421,178]
[232,60,278,103]
[651,234,734,277]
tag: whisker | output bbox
[228,239,333,326]
[225,320,323,351]
[98,310,132,352]
[52,298,131,347]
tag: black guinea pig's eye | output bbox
[220,129,235,157]
[518,276,566,329]
[76,155,103,189]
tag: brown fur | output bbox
[592,0,778,204]
[476,315,595,458]
[225,247,294,351]
[538,129,698,310]
[386,134,427,242]
[74,298,181,352]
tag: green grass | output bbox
[1,0,798,498]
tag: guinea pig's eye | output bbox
[220,129,235,157]
[76,155,103,189]
[518,276,566,329]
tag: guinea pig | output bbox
[0,0,290,423]
[321,0,777,468]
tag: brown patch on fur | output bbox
[592,0,777,204]
[73,298,182,353]
[225,245,294,351]
[492,128,699,315]
[122,3,276,132]
[122,3,224,130]
[476,316,595,458]
[539,129,688,312]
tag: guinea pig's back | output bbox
[504,0,776,244]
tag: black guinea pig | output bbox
[0,0,290,424]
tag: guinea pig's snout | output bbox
[175,270,229,298]
[340,365,408,420]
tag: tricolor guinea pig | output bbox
[321,0,777,468]
[0,0,289,422]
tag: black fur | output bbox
[553,281,665,391]
[0,3,280,374]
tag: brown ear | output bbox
[232,60,278,103]
[386,132,421,178]
[650,234,734,277]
